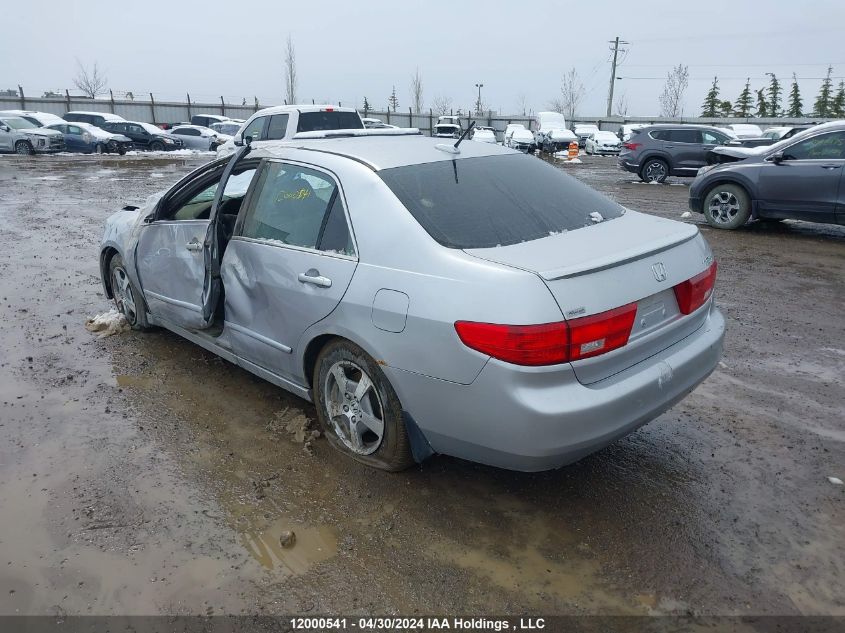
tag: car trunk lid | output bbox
[464,211,714,384]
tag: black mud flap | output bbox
[402,411,435,464]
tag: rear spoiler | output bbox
[292,128,421,140]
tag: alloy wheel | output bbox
[708,191,741,225]
[324,360,385,455]
[644,161,667,182]
[111,266,137,324]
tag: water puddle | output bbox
[238,519,337,573]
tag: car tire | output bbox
[313,339,414,472]
[703,183,751,230]
[94,143,105,154]
[108,254,151,330]
[150,141,165,152]
[117,147,127,155]
[15,141,34,155]
[640,158,669,183]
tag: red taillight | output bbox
[454,321,569,366]
[623,142,641,150]
[454,303,637,366]
[323,107,334,112]
[566,303,638,361]
[673,261,717,315]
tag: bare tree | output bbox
[73,60,107,99]
[659,64,689,118]
[431,95,453,116]
[614,92,629,116]
[559,68,585,122]
[516,93,528,116]
[410,68,424,113]
[284,35,297,105]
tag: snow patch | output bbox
[828,477,843,485]
[150,172,165,178]
[681,211,692,218]
[85,309,129,338]
[589,211,604,223]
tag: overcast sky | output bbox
[3,0,844,117]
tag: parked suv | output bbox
[100,121,184,151]
[191,114,231,128]
[618,125,733,183]
[63,111,126,127]
[0,115,65,154]
[216,105,364,156]
[690,121,845,229]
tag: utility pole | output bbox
[607,36,629,117]
[475,83,484,116]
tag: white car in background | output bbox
[573,124,600,148]
[532,111,575,153]
[585,130,622,155]
[617,123,646,142]
[170,124,229,151]
[471,128,497,143]
[726,123,764,139]
[507,127,536,153]
[0,109,66,128]
[210,121,243,137]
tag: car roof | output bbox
[251,104,359,117]
[66,111,124,118]
[252,134,516,171]
[172,124,211,131]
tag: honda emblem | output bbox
[652,262,667,282]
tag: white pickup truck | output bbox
[216,105,365,156]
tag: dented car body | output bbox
[99,133,725,472]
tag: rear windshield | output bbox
[379,154,624,249]
[297,111,363,132]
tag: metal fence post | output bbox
[186,93,192,119]
[429,108,433,136]
[220,96,225,116]
[149,93,156,124]
[386,109,391,125]
[109,90,115,114]
[65,89,71,113]
[18,85,25,110]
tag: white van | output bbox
[533,111,577,153]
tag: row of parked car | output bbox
[0,109,243,155]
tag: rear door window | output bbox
[379,154,624,249]
[668,129,701,144]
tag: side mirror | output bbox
[770,151,784,164]
[244,135,253,146]
[233,133,243,147]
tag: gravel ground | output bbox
[0,152,842,618]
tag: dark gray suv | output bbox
[618,125,734,183]
[689,121,845,229]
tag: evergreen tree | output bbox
[786,73,803,117]
[766,73,782,116]
[755,88,768,117]
[701,76,720,117]
[832,81,845,118]
[734,79,753,117]
[813,66,834,116]
[388,86,399,112]
[719,100,733,117]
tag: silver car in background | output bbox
[169,124,225,151]
[98,133,724,472]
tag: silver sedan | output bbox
[98,133,725,471]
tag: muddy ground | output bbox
[0,152,842,618]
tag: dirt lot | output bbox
[0,152,842,618]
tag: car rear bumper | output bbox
[386,304,725,472]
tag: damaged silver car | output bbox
[99,131,725,472]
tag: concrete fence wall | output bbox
[0,94,839,135]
